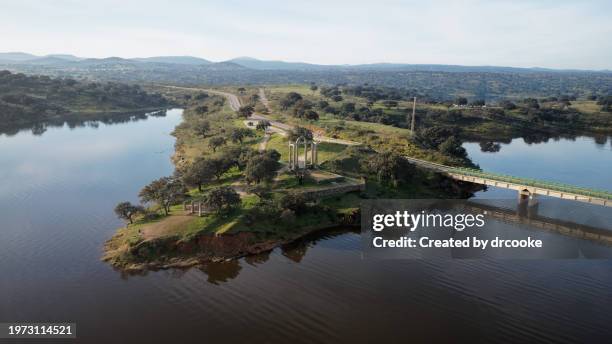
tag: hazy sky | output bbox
[1,0,610,69]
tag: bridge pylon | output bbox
[518,189,539,218]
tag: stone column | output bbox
[305,140,309,168]
[288,143,294,170]
[294,143,298,169]
[310,141,317,168]
[289,143,293,169]
[305,142,310,168]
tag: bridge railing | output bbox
[447,166,612,200]
[405,157,612,200]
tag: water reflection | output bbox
[476,134,612,153]
[121,196,612,282]
[466,200,612,249]
[244,251,271,266]
[0,109,168,137]
[114,227,363,284]
[198,260,243,285]
[2,110,612,342]
[465,136,612,191]
[201,228,360,283]
[479,141,501,152]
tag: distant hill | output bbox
[132,56,211,65]
[0,52,39,62]
[77,57,137,65]
[1,52,608,73]
[346,63,533,73]
[346,63,596,73]
[227,57,606,74]
[0,53,213,67]
[227,57,332,70]
[0,53,83,65]
[202,61,247,71]
[1,52,609,100]
[46,54,84,61]
[26,56,78,65]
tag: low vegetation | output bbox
[265,84,612,152]
[104,86,481,270]
[0,70,168,129]
[106,81,611,270]
[5,57,611,101]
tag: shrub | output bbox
[279,209,296,224]
[278,192,307,214]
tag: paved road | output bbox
[258,88,270,111]
[163,85,360,146]
[256,88,360,145]
[162,85,242,111]
[206,89,241,111]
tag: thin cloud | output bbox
[0,0,610,69]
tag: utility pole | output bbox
[410,97,417,135]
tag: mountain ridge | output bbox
[1,52,609,73]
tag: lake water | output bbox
[1,114,612,343]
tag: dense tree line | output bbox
[325,146,416,186]
[0,70,168,126]
[340,84,423,102]
[315,83,611,139]
[412,127,468,160]
[8,60,610,101]
[279,92,320,120]
[598,95,612,112]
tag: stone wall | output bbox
[299,182,365,200]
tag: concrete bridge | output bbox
[405,157,612,208]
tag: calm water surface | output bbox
[2,115,612,343]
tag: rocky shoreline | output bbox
[103,222,354,272]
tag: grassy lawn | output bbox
[173,96,265,163]
[266,84,316,96]
[186,167,243,198]
[180,129,264,163]
[114,192,263,246]
[259,88,453,164]
[266,134,290,159]
[570,100,604,114]
[274,172,322,189]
